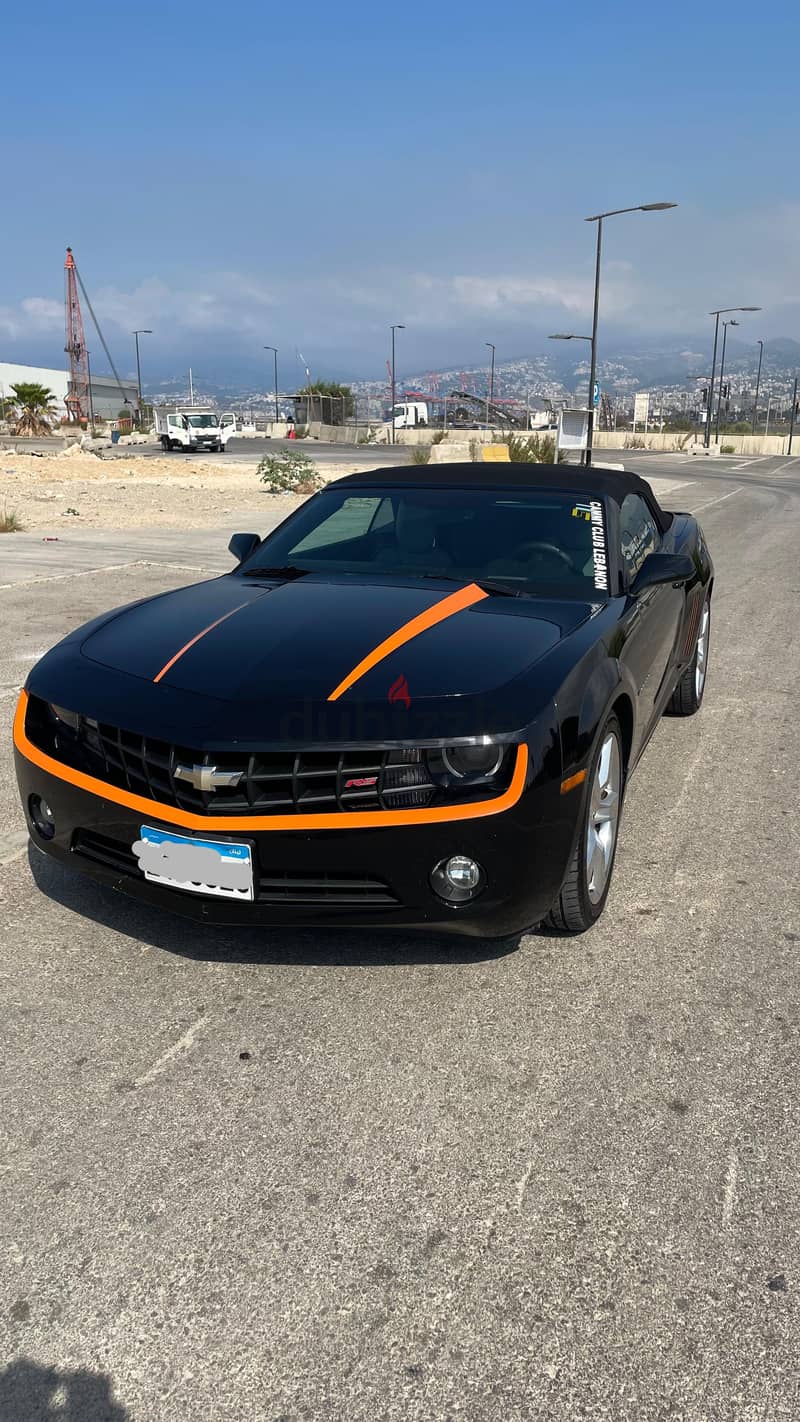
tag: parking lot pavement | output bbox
[1,464,799,1419]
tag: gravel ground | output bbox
[0,450,357,531]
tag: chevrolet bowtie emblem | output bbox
[174,764,243,793]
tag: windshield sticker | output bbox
[572,502,592,521]
[590,500,608,590]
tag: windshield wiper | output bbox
[417,573,521,598]
[242,565,312,580]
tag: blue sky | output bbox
[3,0,800,386]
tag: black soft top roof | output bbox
[329,461,672,530]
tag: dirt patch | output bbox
[0,449,360,531]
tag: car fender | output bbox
[558,644,635,779]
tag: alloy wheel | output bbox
[585,731,622,905]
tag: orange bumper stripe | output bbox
[14,691,528,833]
[327,582,489,702]
[153,601,252,684]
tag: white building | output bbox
[0,361,70,417]
[0,361,139,422]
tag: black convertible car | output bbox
[14,463,712,938]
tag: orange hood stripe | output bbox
[327,582,489,702]
[13,691,527,833]
[153,600,252,684]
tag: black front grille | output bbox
[27,696,512,820]
[71,830,398,905]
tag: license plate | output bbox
[133,826,254,901]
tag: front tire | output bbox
[667,596,710,716]
[545,715,624,934]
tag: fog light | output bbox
[430,854,484,904]
[29,794,56,840]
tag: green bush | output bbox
[623,435,646,450]
[502,433,566,464]
[721,443,736,454]
[258,449,322,495]
[410,445,432,464]
[0,508,24,533]
[432,429,447,445]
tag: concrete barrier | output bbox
[592,430,795,456]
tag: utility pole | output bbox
[133,329,152,427]
[390,324,405,444]
[86,348,96,434]
[189,368,194,406]
[752,339,764,434]
[485,342,496,429]
[788,376,798,455]
[264,346,279,423]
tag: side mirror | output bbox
[228,532,261,564]
[630,551,695,596]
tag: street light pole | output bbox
[133,329,152,428]
[485,342,496,428]
[789,375,798,456]
[752,339,764,434]
[264,346,279,424]
[583,202,677,466]
[390,324,405,444]
[715,319,738,443]
[704,306,760,447]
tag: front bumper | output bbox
[15,749,579,938]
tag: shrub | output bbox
[721,443,736,454]
[502,432,566,464]
[0,508,24,533]
[432,429,447,445]
[623,435,646,450]
[410,445,432,464]
[469,438,480,462]
[258,449,322,495]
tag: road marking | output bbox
[722,1145,738,1230]
[134,1014,209,1087]
[766,458,800,479]
[0,558,219,592]
[0,830,29,866]
[688,487,744,516]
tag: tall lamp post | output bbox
[264,346,279,424]
[752,339,764,434]
[390,324,405,444]
[133,329,152,428]
[704,306,760,447]
[485,342,496,428]
[714,319,738,442]
[583,203,677,466]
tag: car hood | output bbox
[78,574,595,708]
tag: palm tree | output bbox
[7,382,58,436]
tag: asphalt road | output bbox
[1,454,799,1420]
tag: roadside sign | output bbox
[556,408,590,456]
[633,392,650,429]
[593,381,600,408]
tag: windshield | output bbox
[187,414,218,428]
[240,487,611,599]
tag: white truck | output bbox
[153,407,235,453]
[389,400,429,429]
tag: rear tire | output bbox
[544,714,624,934]
[667,596,710,716]
[160,436,170,452]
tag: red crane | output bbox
[64,247,89,423]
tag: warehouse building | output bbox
[0,361,139,422]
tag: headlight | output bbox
[48,703,80,731]
[440,742,504,780]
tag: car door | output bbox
[617,493,684,729]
